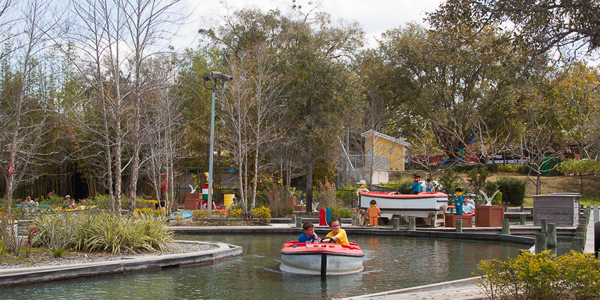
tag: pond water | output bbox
[0,234,529,300]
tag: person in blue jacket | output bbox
[298,221,320,243]
[412,176,422,194]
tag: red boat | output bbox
[279,241,364,276]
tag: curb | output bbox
[0,241,242,287]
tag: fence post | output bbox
[535,233,547,253]
[502,218,510,235]
[455,219,463,233]
[541,218,547,234]
[547,223,557,247]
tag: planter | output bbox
[475,205,504,227]
[444,214,472,227]
[185,193,201,210]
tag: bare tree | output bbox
[122,0,186,210]
[60,0,186,213]
[246,45,286,211]
[139,56,185,215]
[520,109,563,195]
[218,54,252,215]
[0,0,58,202]
[218,44,286,214]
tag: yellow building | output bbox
[361,130,410,173]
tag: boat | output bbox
[280,241,364,276]
[358,191,449,226]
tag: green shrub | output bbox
[53,248,65,258]
[192,210,209,222]
[330,206,353,218]
[484,181,502,205]
[498,164,523,173]
[228,208,243,219]
[380,180,412,194]
[497,176,526,206]
[486,163,498,173]
[439,168,464,205]
[336,185,357,206]
[252,206,271,224]
[86,195,130,210]
[467,167,490,197]
[477,250,600,300]
[492,191,503,205]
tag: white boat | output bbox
[359,191,449,226]
[280,241,364,276]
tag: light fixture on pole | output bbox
[202,71,233,212]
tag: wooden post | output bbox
[520,214,526,225]
[291,214,296,225]
[535,233,547,253]
[502,218,510,235]
[455,219,462,233]
[408,217,416,231]
[573,237,585,253]
[541,218,547,234]
[576,225,586,241]
[393,217,400,230]
[547,223,557,247]
[593,205,598,222]
[296,217,302,228]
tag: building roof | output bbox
[361,130,410,147]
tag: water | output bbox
[0,234,528,299]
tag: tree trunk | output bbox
[306,162,314,212]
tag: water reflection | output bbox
[0,234,529,300]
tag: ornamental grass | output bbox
[33,211,173,254]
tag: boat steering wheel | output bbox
[322,237,335,244]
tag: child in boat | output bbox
[322,219,349,245]
[463,200,475,215]
[366,199,381,227]
[298,221,320,243]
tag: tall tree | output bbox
[122,0,186,210]
[281,9,363,211]
[0,0,57,202]
[62,0,185,213]
[428,0,600,56]
[550,63,600,159]
[378,23,530,165]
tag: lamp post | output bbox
[202,71,233,212]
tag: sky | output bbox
[176,0,445,50]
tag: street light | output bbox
[202,71,233,212]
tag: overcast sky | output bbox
[176,0,445,49]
